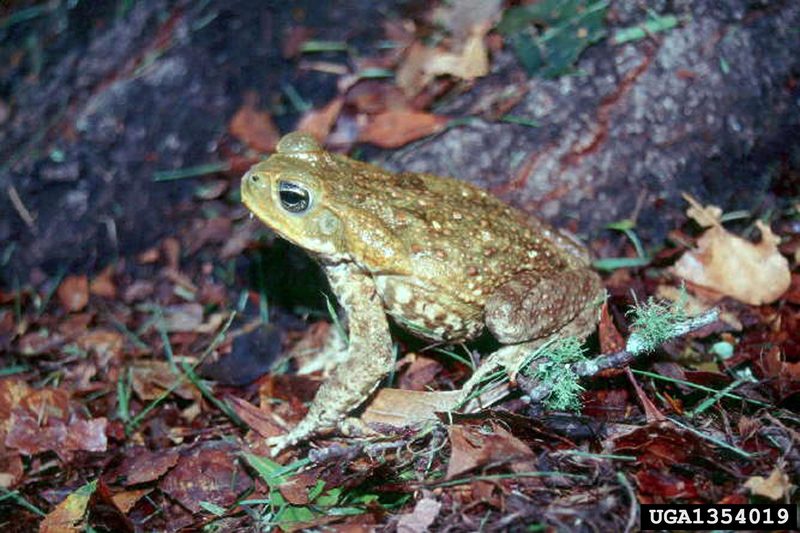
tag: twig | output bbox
[520,308,720,402]
[7,185,36,232]
[308,438,411,464]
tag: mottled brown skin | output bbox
[241,132,603,454]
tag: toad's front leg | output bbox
[267,263,394,456]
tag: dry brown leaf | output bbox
[130,361,195,401]
[227,395,284,439]
[89,265,116,298]
[162,303,204,332]
[57,275,89,313]
[432,0,502,42]
[76,329,123,367]
[358,110,448,148]
[360,388,461,427]
[38,480,96,533]
[396,41,436,96]
[425,23,490,81]
[397,354,444,391]
[117,447,181,485]
[446,422,536,479]
[111,488,152,514]
[229,93,280,153]
[396,495,442,533]
[683,193,722,228]
[744,467,793,500]
[296,96,344,143]
[159,441,251,514]
[673,221,790,305]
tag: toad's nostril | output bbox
[251,174,260,183]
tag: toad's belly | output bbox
[374,275,485,342]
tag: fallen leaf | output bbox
[6,412,67,456]
[111,488,152,514]
[62,418,108,454]
[116,447,181,485]
[17,330,65,356]
[297,96,344,143]
[89,265,117,298]
[159,441,251,513]
[744,467,793,500]
[89,479,135,532]
[229,92,280,153]
[358,110,448,148]
[683,193,723,228]
[397,354,444,391]
[598,301,625,354]
[347,80,409,114]
[396,42,436,97]
[130,360,195,401]
[39,480,97,533]
[6,412,107,459]
[446,422,536,479]
[433,0,502,42]
[137,246,160,264]
[162,236,181,270]
[424,23,490,81]
[0,442,23,488]
[360,388,461,427]
[185,217,232,255]
[624,367,665,423]
[76,329,124,367]
[122,280,155,303]
[673,221,790,305]
[228,395,285,439]
[57,275,89,313]
[0,379,33,428]
[57,313,93,338]
[397,495,442,533]
[162,303,204,332]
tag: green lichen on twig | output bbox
[624,288,717,355]
[521,288,719,412]
[525,336,588,411]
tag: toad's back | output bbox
[324,155,590,308]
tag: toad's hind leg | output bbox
[267,263,394,455]
[459,268,602,402]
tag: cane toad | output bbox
[241,132,603,454]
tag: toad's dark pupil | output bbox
[278,181,310,213]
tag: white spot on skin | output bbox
[394,284,412,304]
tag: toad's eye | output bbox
[278,180,311,213]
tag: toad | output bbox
[241,132,603,454]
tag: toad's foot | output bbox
[457,341,543,407]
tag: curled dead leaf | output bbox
[360,388,461,427]
[229,93,280,153]
[673,221,790,305]
[683,193,722,228]
[744,467,793,500]
[424,23,490,81]
[89,266,116,298]
[57,275,89,313]
[39,480,97,533]
[296,96,344,143]
[358,110,448,148]
[397,496,442,533]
